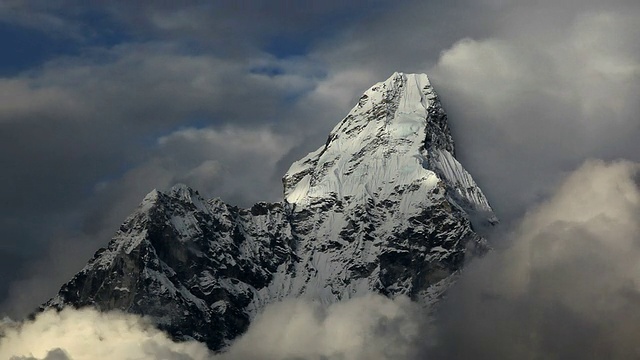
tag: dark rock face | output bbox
[44,72,496,351]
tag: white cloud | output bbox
[219,295,423,360]
[154,125,296,203]
[0,308,212,360]
[0,295,424,360]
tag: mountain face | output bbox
[44,72,496,351]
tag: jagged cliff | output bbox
[44,72,495,351]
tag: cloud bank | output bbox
[219,295,423,360]
[0,295,423,360]
[0,308,212,360]
[428,4,640,223]
[431,159,640,359]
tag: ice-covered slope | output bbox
[275,72,493,304]
[284,72,491,214]
[45,72,495,351]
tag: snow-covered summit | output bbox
[284,72,493,215]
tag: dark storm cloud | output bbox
[103,1,393,55]
[0,42,317,225]
[0,42,327,315]
[1,1,393,58]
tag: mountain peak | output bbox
[282,72,472,211]
[365,72,453,151]
[45,72,495,351]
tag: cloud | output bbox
[0,1,85,41]
[219,295,423,360]
[0,295,423,360]
[113,124,296,206]
[0,308,212,360]
[0,41,323,317]
[427,4,640,223]
[430,159,640,359]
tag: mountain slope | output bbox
[45,72,495,351]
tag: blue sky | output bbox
[0,22,73,74]
[0,6,130,74]
[1,0,639,322]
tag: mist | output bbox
[1,295,423,360]
[430,160,640,359]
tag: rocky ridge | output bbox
[45,72,495,351]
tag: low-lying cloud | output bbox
[220,295,423,360]
[431,159,640,359]
[0,308,212,360]
[0,295,423,360]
